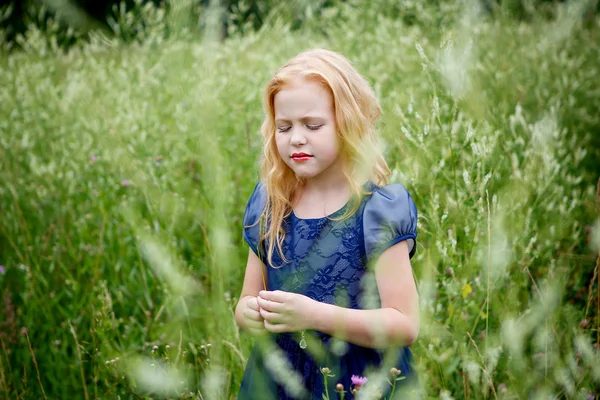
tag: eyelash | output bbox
[277,125,323,133]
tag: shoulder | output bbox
[243,181,268,257]
[364,183,417,217]
[243,181,267,225]
[363,182,418,260]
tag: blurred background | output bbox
[0,0,599,399]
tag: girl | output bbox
[234,48,420,400]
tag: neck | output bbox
[302,158,348,194]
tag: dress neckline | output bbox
[291,201,349,221]
[291,181,375,222]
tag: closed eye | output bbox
[277,126,291,133]
[307,124,323,131]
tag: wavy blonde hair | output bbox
[258,48,391,267]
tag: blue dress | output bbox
[238,181,419,400]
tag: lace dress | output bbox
[237,181,419,400]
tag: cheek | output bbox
[323,130,341,159]
[275,135,288,157]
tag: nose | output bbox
[290,127,307,146]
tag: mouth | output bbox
[291,153,313,162]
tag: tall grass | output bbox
[0,0,599,398]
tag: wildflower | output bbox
[166,344,170,350]
[390,367,401,376]
[498,383,507,393]
[321,367,330,374]
[580,319,589,328]
[351,375,368,386]
[121,179,130,187]
[0,265,4,274]
[336,383,344,391]
[91,155,97,163]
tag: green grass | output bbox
[0,1,599,398]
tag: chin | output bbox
[288,165,317,179]
[293,171,316,179]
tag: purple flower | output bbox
[0,265,4,274]
[351,375,368,386]
[91,155,97,162]
[121,179,130,187]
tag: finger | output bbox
[245,319,265,329]
[259,290,286,303]
[264,319,288,334]
[260,308,283,323]
[246,297,260,311]
[244,309,262,322]
[257,296,284,312]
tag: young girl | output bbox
[234,48,419,400]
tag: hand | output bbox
[257,290,318,333]
[241,296,267,336]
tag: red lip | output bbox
[291,153,312,158]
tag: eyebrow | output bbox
[274,116,326,124]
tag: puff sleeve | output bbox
[243,181,267,258]
[363,183,418,263]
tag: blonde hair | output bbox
[257,48,390,267]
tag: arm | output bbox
[235,249,268,334]
[314,240,419,348]
[258,241,419,348]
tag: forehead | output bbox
[273,78,334,120]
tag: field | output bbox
[1,1,599,398]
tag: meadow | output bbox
[0,0,599,398]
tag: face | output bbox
[273,77,342,183]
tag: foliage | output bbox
[0,0,599,399]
